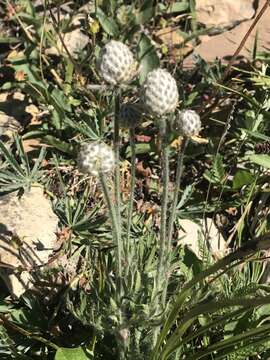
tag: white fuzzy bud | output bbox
[142,68,179,116]
[78,142,115,176]
[119,103,142,128]
[173,110,201,137]
[97,40,137,85]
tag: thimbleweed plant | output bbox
[141,67,180,344]
[77,142,115,176]
[163,110,202,305]
[168,110,202,243]
[78,140,125,356]
[4,3,270,360]
[95,40,139,358]
[173,109,202,137]
[142,68,179,116]
[97,40,137,86]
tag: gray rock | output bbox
[46,28,89,59]
[0,187,59,297]
[196,0,255,33]
[178,218,227,259]
[0,112,21,142]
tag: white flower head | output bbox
[142,68,179,116]
[97,40,137,85]
[173,109,201,137]
[119,103,142,128]
[78,142,115,176]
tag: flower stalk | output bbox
[162,136,189,306]
[125,127,136,266]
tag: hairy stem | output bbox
[99,172,125,357]
[157,121,170,289]
[167,136,189,244]
[162,137,189,306]
[114,90,122,242]
[125,127,136,267]
[153,120,170,346]
[113,90,126,357]
[99,173,121,279]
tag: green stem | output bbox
[114,90,122,235]
[99,173,121,278]
[161,137,189,305]
[156,121,170,290]
[113,90,126,358]
[99,172,125,357]
[167,137,189,243]
[125,127,136,267]
[153,120,170,346]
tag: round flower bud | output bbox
[119,103,143,128]
[97,40,137,85]
[173,109,201,137]
[77,142,115,176]
[142,68,179,116]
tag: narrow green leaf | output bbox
[43,136,74,154]
[0,37,21,44]
[242,129,270,141]
[31,147,46,179]
[177,184,193,209]
[188,323,270,360]
[0,140,24,175]
[14,135,30,175]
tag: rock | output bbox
[0,112,22,142]
[46,28,89,58]
[0,187,59,297]
[0,92,30,126]
[178,218,227,259]
[154,26,193,59]
[184,0,270,68]
[196,0,255,33]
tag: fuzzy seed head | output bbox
[173,110,201,137]
[142,68,179,116]
[78,142,115,176]
[119,103,142,128]
[97,40,137,85]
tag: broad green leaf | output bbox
[55,347,89,360]
[135,5,155,24]
[51,88,71,113]
[249,154,270,168]
[233,170,255,189]
[158,2,189,14]
[138,34,159,84]
[126,142,153,157]
[96,7,119,36]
